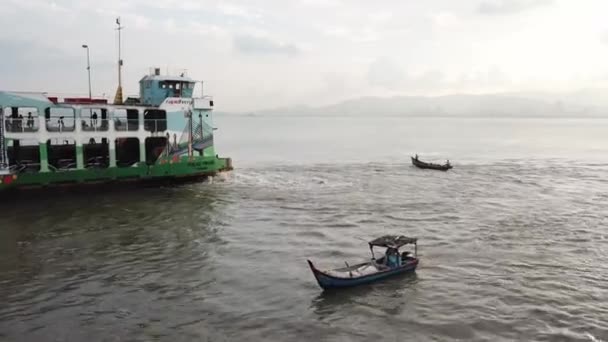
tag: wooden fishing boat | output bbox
[307,235,419,290]
[411,156,452,171]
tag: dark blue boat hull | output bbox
[307,259,419,290]
[411,157,452,171]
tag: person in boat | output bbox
[415,154,418,161]
[385,247,401,268]
[446,159,450,166]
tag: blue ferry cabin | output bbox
[139,68,198,107]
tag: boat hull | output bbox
[411,157,452,171]
[307,259,418,290]
[0,156,233,192]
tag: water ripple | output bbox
[1,160,608,341]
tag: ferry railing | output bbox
[4,118,40,133]
[12,160,40,173]
[114,119,139,132]
[52,158,77,170]
[116,159,139,167]
[144,119,168,132]
[81,119,109,132]
[46,118,75,132]
[84,156,109,169]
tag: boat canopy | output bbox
[369,235,417,249]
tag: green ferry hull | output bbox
[0,156,232,191]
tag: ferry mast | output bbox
[113,17,124,105]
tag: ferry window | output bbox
[7,138,40,172]
[81,108,108,132]
[146,81,151,88]
[160,82,166,89]
[46,138,77,171]
[45,107,75,132]
[145,137,167,165]
[169,83,174,89]
[3,107,39,133]
[115,137,140,167]
[175,83,181,90]
[113,108,139,131]
[83,137,109,169]
[144,109,167,132]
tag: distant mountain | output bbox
[222,90,608,117]
[505,88,608,109]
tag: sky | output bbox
[1,0,608,111]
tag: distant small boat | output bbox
[307,235,419,290]
[411,156,452,171]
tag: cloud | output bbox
[477,0,554,15]
[0,39,115,94]
[321,26,380,43]
[369,11,393,25]
[0,40,78,70]
[602,31,608,45]
[416,70,446,90]
[432,12,461,29]
[366,57,447,91]
[233,34,300,56]
[2,0,607,112]
[367,57,406,89]
[217,3,261,20]
[299,0,342,8]
[132,14,151,30]
[457,66,511,90]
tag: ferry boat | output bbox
[0,67,233,192]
